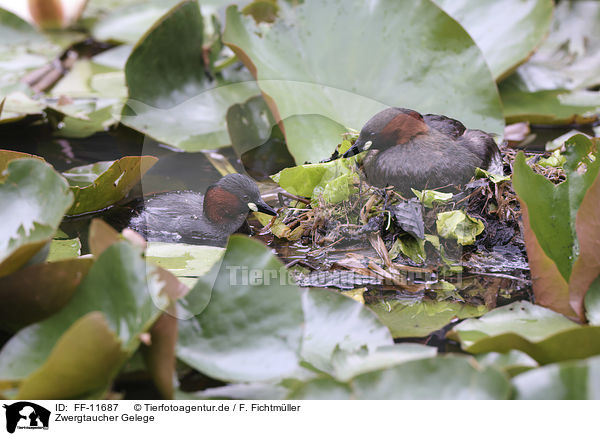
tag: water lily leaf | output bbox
[0,8,61,89]
[47,238,81,261]
[412,188,453,208]
[177,235,400,383]
[0,149,44,170]
[512,135,600,318]
[176,235,305,382]
[63,155,157,215]
[15,312,126,400]
[0,241,167,391]
[433,0,553,80]
[499,76,600,125]
[475,350,538,377]
[0,91,46,123]
[300,287,393,373]
[0,257,93,331]
[368,299,487,338]
[448,301,600,364]
[513,355,600,400]
[223,0,504,163]
[330,344,437,382]
[121,1,258,151]
[511,1,600,92]
[389,235,426,264]
[0,159,73,277]
[350,355,511,400]
[436,210,484,245]
[141,312,177,399]
[145,241,224,287]
[91,0,181,44]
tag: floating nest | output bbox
[255,144,565,308]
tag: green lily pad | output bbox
[436,210,484,245]
[91,0,181,44]
[121,1,258,151]
[500,76,600,125]
[433,0,553,80]
[223,0,504,163]
[513,355,600,400]
[177,235,402,383]
[368,299,487,338]
[47,237,81,261]
[63,156,157,215]
[448,301,600,364]
[0,257,93,331]
[176,235,305,382]
[350,355,511,400]
[145,241,224,288]
[475,350,538,377]
[0,8,61,89]
[286,355,511,400]
[0,159,73,277]
[0,241,167,398]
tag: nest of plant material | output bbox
[258,145,563,306]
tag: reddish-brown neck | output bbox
[381,112,429,145]
[203,186,244,224]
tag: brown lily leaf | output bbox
[88,218,121,257]
[0,257,93,331]
[570,173,600,318]
[520,203,577,320]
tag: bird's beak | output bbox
[249,199,277,216]
[342,139,370,158]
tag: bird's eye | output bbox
[370,132,376,137]
[243,195,249,201]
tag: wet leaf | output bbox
[272,157,357,203]
[513,355,600,400]
[436,210,484,245]
[433,0,553,80]
[368,299,487,338]
[0,241,167,386]
[0,159,73,277]
[121,1,258,151]
[224,0,504,163]
[585,277,600,326]
[412,188,453,208]
[390,199,425,240]
[448,301,600,364]
[475,167,511,184]
[16,312,126,400]
[63,156,157,215]
[0,257,93,331]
